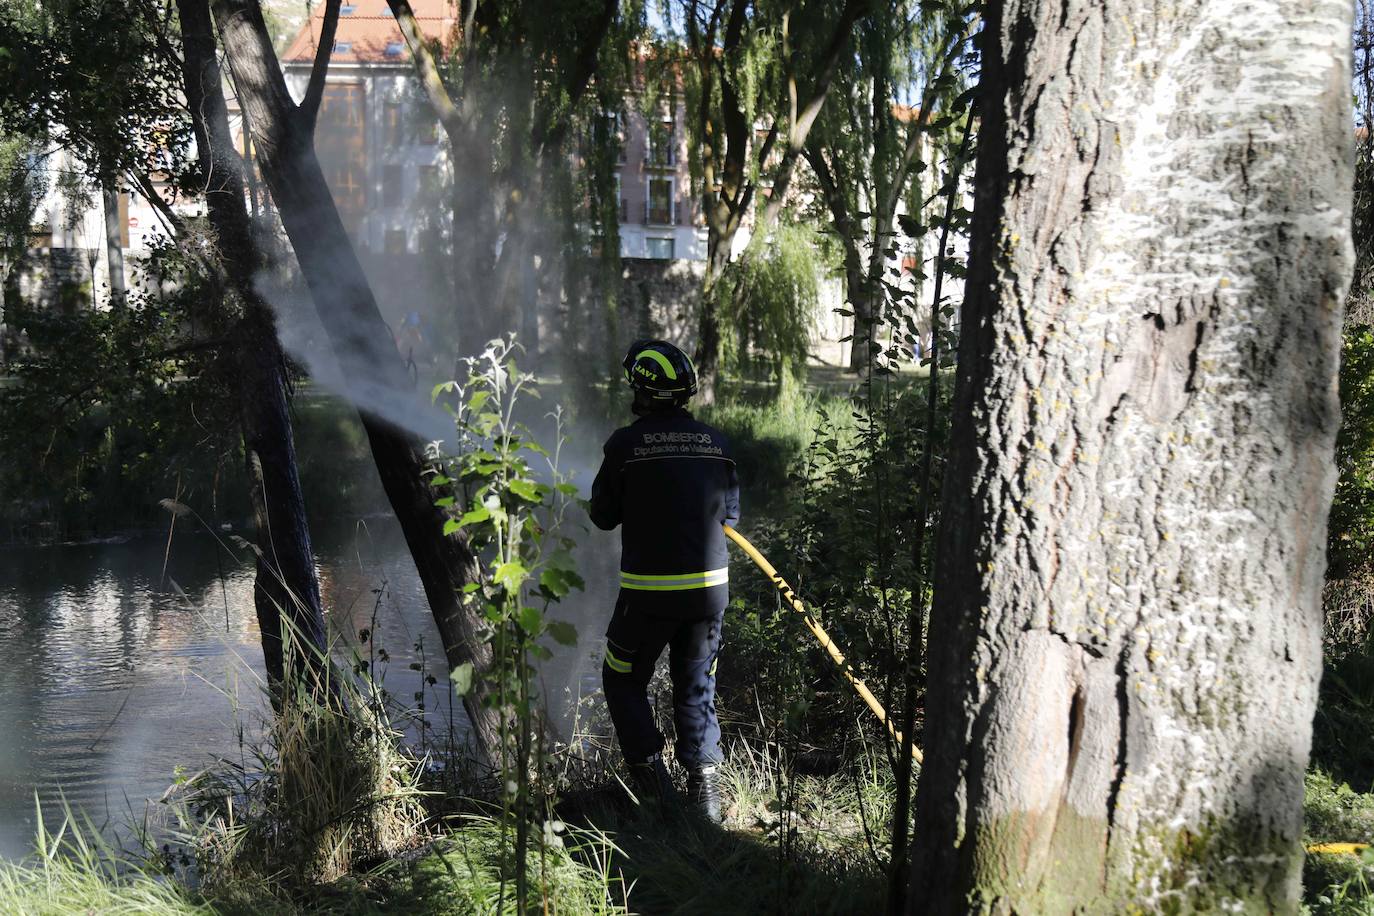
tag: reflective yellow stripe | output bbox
[636,349,678,380]
[604,645,632,673]
[620,567,729,591]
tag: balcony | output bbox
[644,204,679,226]
[644,148,676,167]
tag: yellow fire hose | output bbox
[1307,842,1370,855]
[724,525,923,763]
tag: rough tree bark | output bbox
[908,0,1353,911]
[177,0,329,694]
[210,0,502,757]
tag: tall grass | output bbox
[0,804,626,915]
[168,675,429,891]
[0,805,216,916]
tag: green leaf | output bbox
[450,662,474,695]
[508,478,542,502]
[539,568,570,598]
[442,519,461,536]
[467,389,492,413]
[546,620,578,646]
[517,604,543,634]
[434,496,456,508]
[459,506,492,527]
[431,381,456,402]
[494,561,528,591]
[555,482,579,497]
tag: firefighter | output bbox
[589,339,739,821]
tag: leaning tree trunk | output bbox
[212,0,502,757]
[178,0,329,695]
[908,0,1353,912]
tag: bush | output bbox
[1305,771,1374,914]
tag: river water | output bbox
[0,513,620,860]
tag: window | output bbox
[417,164,440,194]
[316,84,368,232]
[340,3,356,13]
[602,112,625,163]
[419,118,440,145]
[384,40,404,57]
[384,101,403,147]
[613,175,627,222]
[332,40,352,54]
[646,237,674,260]
[383,164,403,207]
[385,228,408,255]
[646,177,674,225]
[381,4,395,14]
[645,119,675,166]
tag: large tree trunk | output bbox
[211,0,502,756]
[908,0,1353,911]
[177,0,329,694]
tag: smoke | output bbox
[236,52,660,739]
[259,268,454,442]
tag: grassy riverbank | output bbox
[6,762,1374,914]
[0,741,891,915]
[6,378,1374,914]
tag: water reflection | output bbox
[0,535,264,860]
[0,512,619,860]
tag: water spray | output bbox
[724,525,923,763]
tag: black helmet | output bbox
[622,339,697,407]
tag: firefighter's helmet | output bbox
[622,339,697,407]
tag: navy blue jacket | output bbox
[590,409,740,598]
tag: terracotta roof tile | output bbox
[282,2,456,65]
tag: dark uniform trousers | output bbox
[601,586,727,768]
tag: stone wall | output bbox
[10,248,97,314]
[617,257,706,352]
[615,257,852,366]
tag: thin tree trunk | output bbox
[847,270,875,374]
[102,184,125,309]
[177,0,328,694]
[885,117,972,915]
[694,238,732,407]
[908,0,1353,911]
[211,0,503,756]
